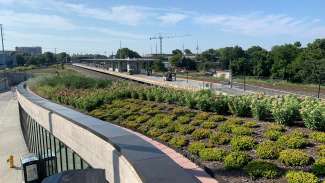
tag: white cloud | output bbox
[0,10,76,30]
[194,13,325,38]
[60,3,147,26]
[87,27,147,40]
[158,13,187,24]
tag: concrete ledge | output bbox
[16,83,199,183]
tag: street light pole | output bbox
[229,59,233,88]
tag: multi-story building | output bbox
[0,51,16,68]
[15,46,42,55]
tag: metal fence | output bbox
[18,103,91,179]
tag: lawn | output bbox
[30,73,325,183]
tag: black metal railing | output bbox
[18,103,91,178]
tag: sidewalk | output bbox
[0,91,28,183]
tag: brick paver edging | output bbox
[123,128,219,183]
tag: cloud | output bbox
[194,13,325,38]
[87,27,147,40]
[0,10,76,30]
[158,13,187,24]
[59,3,147,26]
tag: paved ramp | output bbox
[0,91,28,183]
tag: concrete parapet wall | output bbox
[16,84,199,183]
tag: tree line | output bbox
[15,52,71,66]
[13,39,325,85]
[167,39,325,84]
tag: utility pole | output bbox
[119,40,122,58]
[229,59,233,88]
[54,48,57,64]
[0,24,5,66]
[196,40,199,55]
[182,43,185,53]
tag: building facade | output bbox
[15,46,42,55]
[0,51,17,68]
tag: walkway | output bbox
[0,91,28,183]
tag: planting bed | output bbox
[30,74,325,183]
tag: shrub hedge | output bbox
[286,171,319,183]
[244,160,280,179]
[278,149,311,166]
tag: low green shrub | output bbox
[207,115,226,122]
[176,124,195,135]
[169,135,188,148]
[286,171,319,183]
[134,114,151,123]
[218,123,234,133]
[278,149,311,166]
[256,141,282,159]
[243,121,258,128]
[148,114,173,129]
[267,123,286,132]
[264,129,283,141]
[199,148,226,161]
[231,126,252,136]
[228,95,252,117]
[231,136,256,151]
[158,133,172,142]
[317,145,325,157]
[312,158,325,175]
[310,132,325,143]
[192,129,211,140]
[201,121,217,129]
[171,107,191,116]
[164,123,176,133]
[147,128,163,137]
[218,118,242,133]
[137,124,150,133]
[176,115,191,124]
[277,130,308,149]
[271,95,300,125]
[244,160,280,179]
[209,132,231,145]
[300,97,325,131]
[122,120,140,129]
[188,142,206,155]
[194,112,210,121]
[224,151,251,169]
[190,119,204,126]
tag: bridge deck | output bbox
[0,91,28,183]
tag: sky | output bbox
[0,0,325,55]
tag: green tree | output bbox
[43,52,55,64]
[170,53,182,67]
[16,54,26,66]
[246,46,272,77]
[197,49,219,62]
[218,46,246,70]
[172,49,183,55]
[270,44,301,80]
[116,48,141,59]
[56,52,70,63]
[152,60,167,72]
[184,49,192,55]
